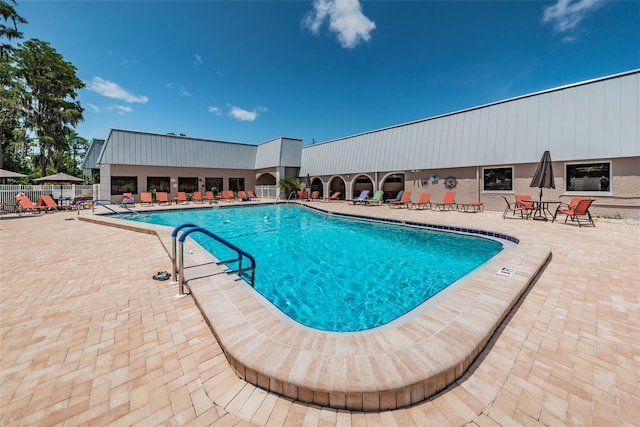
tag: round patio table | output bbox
[530,200,560,221]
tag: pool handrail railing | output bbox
[172,224,256,296]
[89,199,138,216]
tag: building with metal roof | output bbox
[90,69,639,217]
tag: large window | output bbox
[111,176,137,194]
[206,177,223,192]
[483,167,513,191]
[178,177,198,192]
[146,176,170,192]
[229,178,245,192]
[566,162,611,192]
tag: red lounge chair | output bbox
[173,192,187,204]
[140,192,154,206]
[16,195,44,214]
[501,196,530,219]
[205,191,217,203]
[156,192,171,205]
[193,191,205,203]
[552,198,595,227]
[37,195,58,212]
[247,190,260,200]
[431,191,456,211]
[237,191,250,201]
[326,192,341,201]
[310,191,320,201]
[388,191,412,208]
[409,192,431,210]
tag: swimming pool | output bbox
[128,204,503,332]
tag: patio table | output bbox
[530,200,560,221]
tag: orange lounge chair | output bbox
[431,191,456,211]
[502,196,530,219]
[309,191,320,201]
[237,191,250,201]
[173,191,187,204]
[408,192,431,210]
[247,190,259,200]
[326,192,341,201]
[219,190,235,201]
[205,191,217,203]
[36,195,58,212]
[389,191,412,208]
[552,198,595,227]
[156,192,171,205]
[16,195,44,214]
[457,200,484,213]
[140,192,154,206]
[192,191,205,203]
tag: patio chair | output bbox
[155,192,171,205]
[309,191,320,201]
[237,191,251,201]
[140,192,154,206]
[192,191,205,203]
[220,190,235,202]
[388,191,412,208]
[552,198,595,227]
[36,195,59,212]
[173,192,188,204]
[15,195,45,214]
[247,190,260,200]
[205,191,218,204]
[501,196,530,219]
[431,191,457,211]
[409,192,431,210]
[364,190,385,205]
[349,190,370,205]
[515,195,534,211]
[326,192,341,201]
[122,192,135,205]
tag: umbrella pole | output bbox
[539,188,543,201]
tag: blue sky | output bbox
[17,0,640,145]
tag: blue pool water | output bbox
[127,205,503,332]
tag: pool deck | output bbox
[1,201,639,425]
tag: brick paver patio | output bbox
[1,204,638,426]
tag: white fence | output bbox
[255,185,279,199]
[0,184,99,209]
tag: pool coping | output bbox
[79,204,551,411]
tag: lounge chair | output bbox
[156,192,171,205]
[205,191,217,203]
[36,195,58,212]
[552,198,595,227]
[192,191,205,203]
[237,191,251,201]
[457,201,484,213]
[220,190,235,202]
[16,195,44,214]
[309,191,320,201]
[431,191,457,211]
[173,192,187,204]
[122,192,135,205]
[326,191,341,201]
[501,195,530,219]
[408,192,431,210]
[349,190,370,205]
[388,191,412,208]
[364,190,384,205]
[247,190,260,200]
[140,192,154,206]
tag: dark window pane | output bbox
[206,177,223,191]
[566,162,610,191]
[483,167,513,191]
[147,177,170,192]
[111,176,137,194]
[178,177,198,193]
[229,178,244,192]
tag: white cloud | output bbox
[228,105,266,122]
[108,105,132,116]
[86,103,100,113]
[208,106,221,115]
[303,0,376,49]
[193,53,202,65]
[86,77,148,103]
[167,82,191,97]
[543,0,605,36]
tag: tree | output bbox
[278,176,304,197]
[12,38,84,176]
[0,0,26,58]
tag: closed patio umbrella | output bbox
[530,150,555,201]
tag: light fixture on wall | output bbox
[346,174,350,179]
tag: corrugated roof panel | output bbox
[549,91,565,158]
[620,74,639,157]
[575,85,593,158]
[587,82,605,158]
[561,87,578,160]
[523,97,540,161]
[604,78,622,157]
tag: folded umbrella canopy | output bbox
[530,151,555,201]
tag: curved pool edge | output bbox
[79,207,551,411]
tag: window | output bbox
[206,177,223,191]
[566,162,611,192]
[146,176,170,192]
[178,177,198,193]
[229,178,245,192]
[483,167,513,191]
[111,176,137,194]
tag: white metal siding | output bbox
[300,70,639,177]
